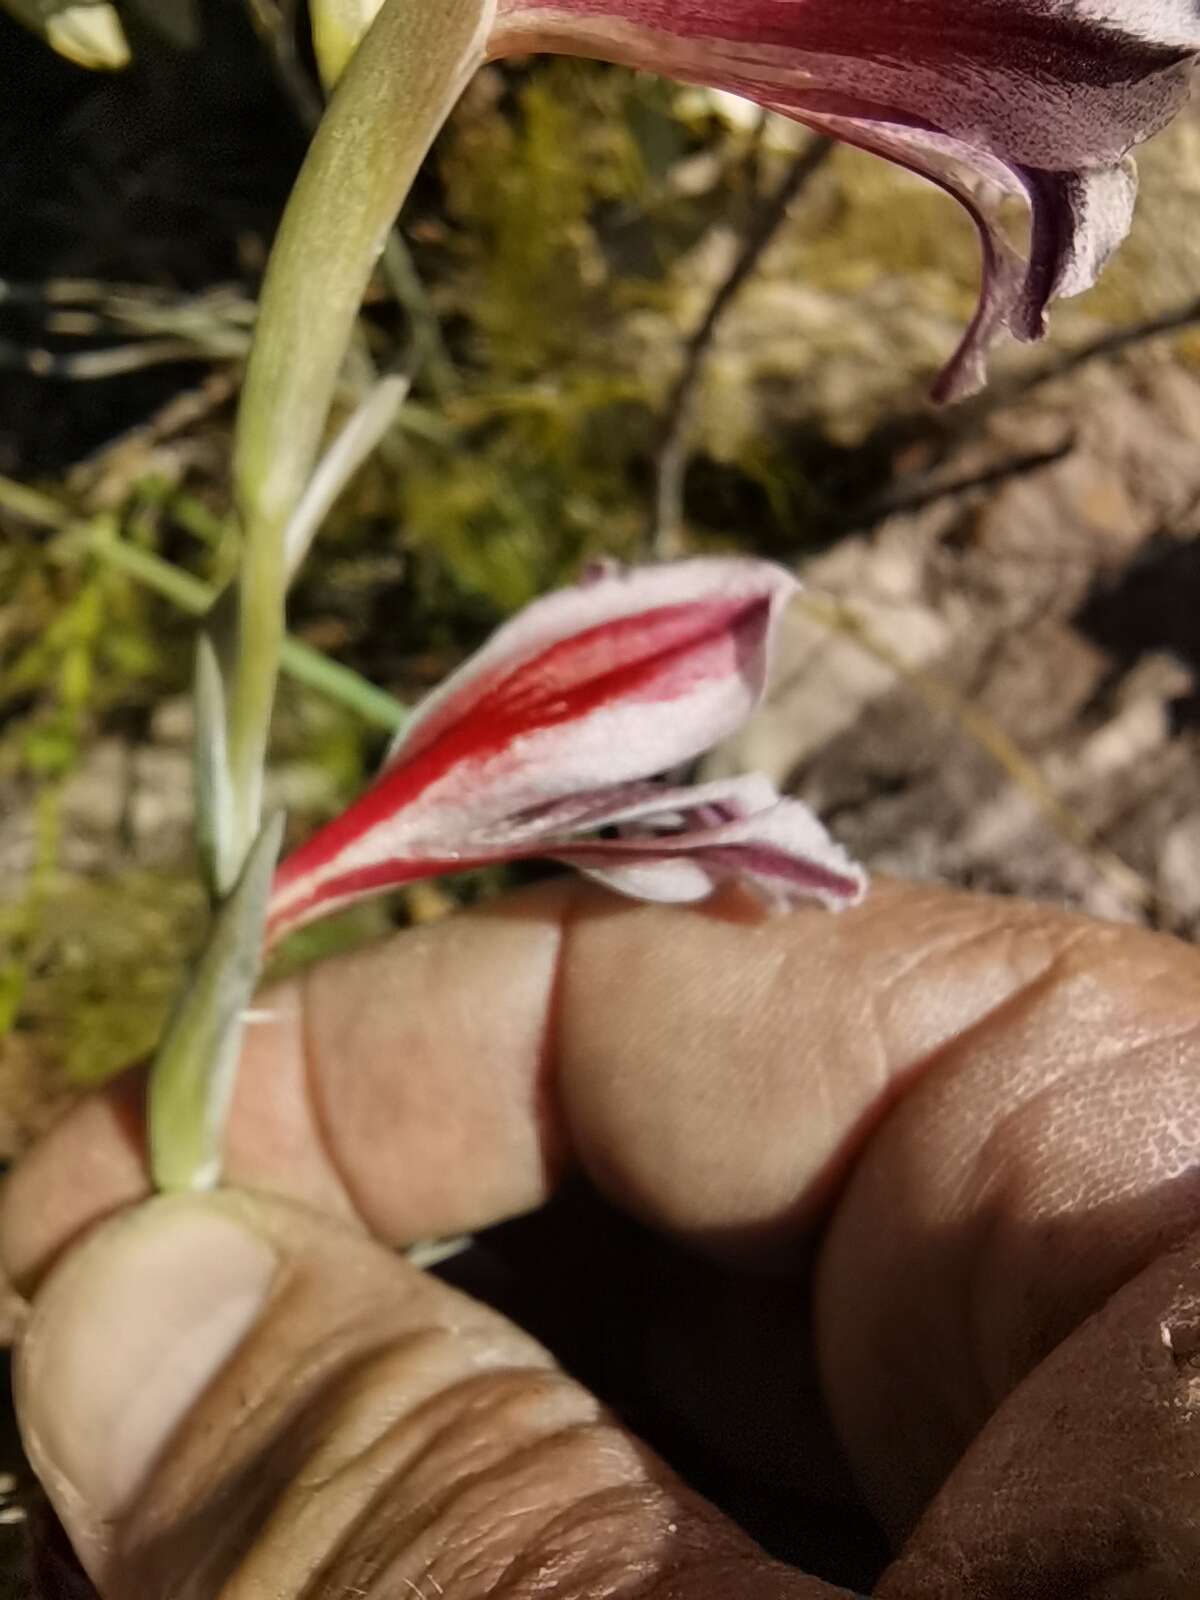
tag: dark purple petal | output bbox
[551,792,867,909]
[492,0,1200,394]
[481,771,781,845]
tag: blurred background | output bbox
[1,0,1199,1580]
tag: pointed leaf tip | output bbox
[310,0,386,85]
[34,3,130,68]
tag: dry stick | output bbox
[817,294,1200,538]
[798,592,1180,930]
[246,0,326,127]
[380,233,458,402]
[1009,292,1200,400]
[902,293,1200,465]
[652,134,833,555]
[835,440,1075,535]
[0,336,206,380]
[73,369,242,507]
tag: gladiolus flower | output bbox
[477,0,1200,398]
[267,559,864,946]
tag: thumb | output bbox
[15,1192,854,1600]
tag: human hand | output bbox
[4,878,1200,1597]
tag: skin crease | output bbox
[5,876,1200,1597]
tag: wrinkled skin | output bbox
[6,877,1200,1596]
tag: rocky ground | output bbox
[721,347,1200,938]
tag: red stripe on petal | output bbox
[266,852,478,947]
[401,592,772,761]
[697,842,866,903]
[271,593,771,912]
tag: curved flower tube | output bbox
[267,559,865,946]
[480,0,1200,398]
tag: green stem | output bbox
[88,532,408,734]
[0,474,66,529]
[226,0,489,874]
[149,812,287,1191]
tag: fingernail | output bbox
[16,1200,276,1528]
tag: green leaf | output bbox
[283,372,410,580]
[148,811,285,1193]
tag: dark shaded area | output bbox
[438,1185,891,1593]
[1076,533,1200,728]
[0,1,303,475]
[24,1504,97,1600]
[0,1349,53,1597]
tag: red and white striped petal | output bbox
[267,764,862,944]
[389,557,795,768]
[268,560,824,945]
[489,0,1199,397]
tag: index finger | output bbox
[4,875,1183,1279]
[8,875,1200,1541]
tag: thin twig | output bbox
[0,336,208,380]
[651,134,833,555]
[1011,293,1200,401]
[71,368,241,506]
[833,440,1075,535]
[799,591,1181,929]
[803,291,1200,541]
[244,0,326,129]
[913,291,1200,450]
[380,233,458,400]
